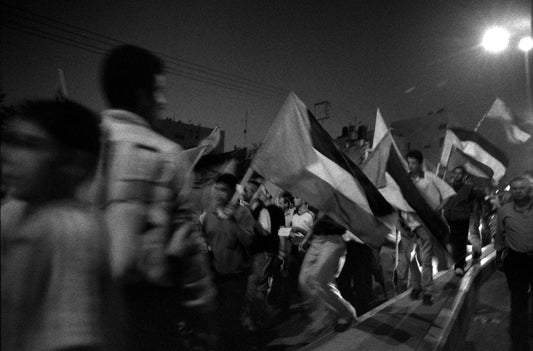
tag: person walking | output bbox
[495,175,533,351]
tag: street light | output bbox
[481,27,510,52]
[518,36,533,52]
[481,28,532,118]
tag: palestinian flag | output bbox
[363,110,450,248]
[251,93,396,248]
[441,128,509,182]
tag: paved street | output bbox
[464,270,511,351]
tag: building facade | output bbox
[154,118,225,153]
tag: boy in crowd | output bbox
[444,166,481,276]
[242,179,285,331]
[201,173,255,350]
[299,214,357,335]
[1,100,112,351]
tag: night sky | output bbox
[1,0,531,150]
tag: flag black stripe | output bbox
[450,128,509,166]
[307,110,394,216]
[453,147,494,178]
[386,145,450,248]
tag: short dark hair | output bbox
[281,192,294,204]
[453,165,466,174]
[101,44,164,110]
[406,150,423,163]
[17,99,100,156]
[509,175,528,185]
[5,100,101,187]
[215,173,238,190]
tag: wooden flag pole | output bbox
[230,167,255,205]
[57,68,69,98]
[473,114,487,132]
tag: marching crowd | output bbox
[1,44,532,351]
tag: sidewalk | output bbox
[464,270,511,351]
[262,247,498,351]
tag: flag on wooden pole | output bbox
[251,93,396,248]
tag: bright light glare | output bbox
[518,37,533,52]
[482,27,510,52]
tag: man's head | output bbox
[279,192,294,210]
[1,100,101,202]
[293,196,308,211]
[212,173,237,206]
[243,179,260,203]
[406,150,423,174]
[451,166,466,184]
[509,176,531,203]
[101,45,167,123]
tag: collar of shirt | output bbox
[513,199,533,213]
[102,109,150,128]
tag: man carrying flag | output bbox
[403,150,455,305]
[363,110,454,302]
[440,127,509,182]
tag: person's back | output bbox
[1,199,111,351]
[96,44,215,351]
[1,100,114,351]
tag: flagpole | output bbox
[473,114,487,132]
[57,68,68,98]
[230,167,255,205]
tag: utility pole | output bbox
[244,111,248,147]
[314,101,331,124]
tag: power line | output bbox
[2,2,362,124]
[3,3,288,96]
[1,21,283,100]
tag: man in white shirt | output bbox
[402,150,455,305]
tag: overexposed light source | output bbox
[482,27,510,52]
[518,36,533,52]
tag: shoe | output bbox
[422,294,433,306]
[455,268,465,277]
[410,288,422,300]
[335,317,355,333]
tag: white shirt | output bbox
[402,171,455,230]
[291,211,314,235]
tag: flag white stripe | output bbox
[486,98,531,144]
[462,141,506,181]
[306,149,372,215]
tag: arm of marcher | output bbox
[493,206,506,252]
[258,208,271,233]
[433,173,456,211]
